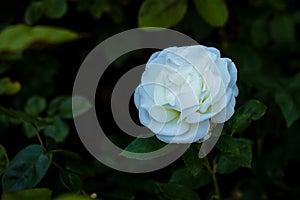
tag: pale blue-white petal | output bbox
[156,119,210,143]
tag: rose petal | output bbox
[155,118,189,136]
[149,105,178,123]
[156,120,210,143]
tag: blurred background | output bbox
[0,0,300,199]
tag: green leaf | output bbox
[241,100,268,121]
[156,183,200,200]
[90,0,111,19]
[22,122,37,138]
[54,194,91,200]
[229,100,267,134]
[194,0,229,27]
[65,159,96,177]
[59,96,92,119]
[24,1,44,25]
[47,96,68,116]
[1,188,52,200]
[0,77,21,95]
[44,116,69,143]
[170,168,211,189]
[138,0,187,28]
[2,145,53,192]
[0,24,80,53]
[123,136,166,153]
[216,154,240,174]
[275,90,300,127]
[182,144,203,176]
[217,138,252,174]
[25,96,47,116]
[0,106,51,128]
[216,135,240,156]
[43,0,68,19]
[0,144,9,176]
[121,136,167,160]
[59,171,83,193]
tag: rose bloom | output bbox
[134,45,238,143]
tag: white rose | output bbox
[134,45,238,143]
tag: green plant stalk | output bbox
[204,156,221,199]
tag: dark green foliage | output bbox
[2,145,52,192]
[0,0,299,199]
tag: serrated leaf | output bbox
[43,0,68,19]
[275,90,300,127]
[59,171,83,193]
[120,136,167,160]
[25,96,47,116]
[0,24,79,53]
[194,0,228,27]
[156,182,200,200]
[216,154,240,174]
[241,100,267,120]
[182,144,203,176]
[170,168,211,189]
[229,100,267,134]
[1,188,52,200]
[44,116,69,143]
[0,144,9,176]
[59,96,92,119]
[216,135,240,156]
[2,145,52,192]
[24,1,44,25]
[217,138,252,174]
[0,77,21,95]
[138,0,187,28]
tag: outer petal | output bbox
[156,119,210,143]
[155,118,189,136]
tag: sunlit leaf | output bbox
[54,194,91,200]
[1,188,52,200]
[194,0,228,27]
[0,24,79,52]
[0,77,21,95]
[138,0,187,28]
